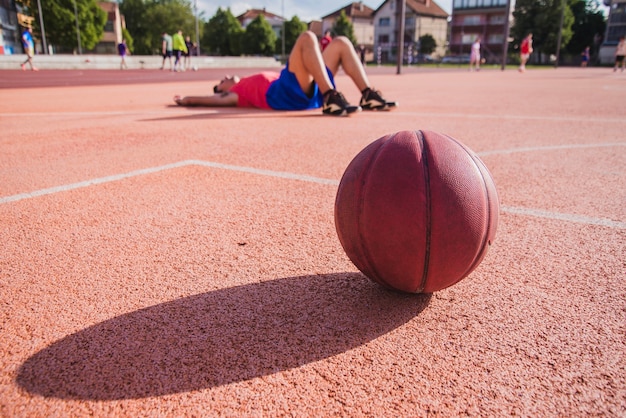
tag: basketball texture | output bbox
[334,130,499,293]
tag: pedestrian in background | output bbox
[172,30,188,72]
[614,37,626,72]
[519,33,533,73]
[20,27,38,71]
[160,32,173,70]
[118,39,129,70]
[469,37,481,71]
[580,46,590,67]
[184,35,195,70]
[320,30,332,52]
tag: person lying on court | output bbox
[173,31,396,116]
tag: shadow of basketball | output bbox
[17,273,431,400]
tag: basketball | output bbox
[334,130,499,293]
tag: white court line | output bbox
[391,111,626,124]
[1,149,624,229]
[477,142,626,157]
[1,110,625,124]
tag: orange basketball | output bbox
[334,130,499,293]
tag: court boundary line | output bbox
[2,143,625,229]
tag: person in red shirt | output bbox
[173,31,396,116]
[519,33,533,72]
[320,30,332,52]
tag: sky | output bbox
[196,0,454,23]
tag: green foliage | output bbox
[332,10,357,46]
[565,0,606,57]
[418,34,437,55]
[120,0,198,55]
[31,0,106,52]
[511,0,575,60]
[278,15,307,55]
[202,7,243,55]
[241,15,276,56]
[122,27,134,53]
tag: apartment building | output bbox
[449,0,509,63]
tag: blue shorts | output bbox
[266,65,335,111]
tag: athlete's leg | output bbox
[287,31,334,95]
[322,36,369,92]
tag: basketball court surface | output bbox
[1,66,624,416]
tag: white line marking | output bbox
[0,161,191,204]
[391,111,626,124]
[477,142,626,157]
[1,145,624,229]
[190,160,338,185]
[502,206,626,229]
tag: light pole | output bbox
[500,0,511,70]
[73,0,82,54]
[36,0,48,54]
[194,0,200,55]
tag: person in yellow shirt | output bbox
[172,30,188,72]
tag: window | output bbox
[463,15,481,25]
[462,33,479,44]
[379,34,390,44]
[489,15,506,24]
[488,34,503,43]
[379,17,391,27]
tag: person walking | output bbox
[173,31,396,116]
[160,32,173,70]
[614,37,626,72]
[519,33,533,72]
[320,30,332,52]
[469,37,481,71]
[184,35,195,70]
[580,46,590,67]
[20,27,38,71]
[118,39,129,70]
[172,30,188,72]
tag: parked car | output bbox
[441,54,471,64]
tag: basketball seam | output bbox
[417,131,432,293]
[356,136,392,289]
[443,133,493,285]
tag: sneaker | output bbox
[360,87,397,111]
[322,89,361,116]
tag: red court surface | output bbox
[1,67,625,416]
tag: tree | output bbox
[332,10,357,46]
[418,34,437,55]
[278,15,307,55]
[511,0,575,62]
[29,0,106,52]
[203,7,243,55]
[120,0,198,55]
[565,0,606,60]
[241,15,276,56]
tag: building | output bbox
[1,0,125,55]
[1,0,24,54]
[373,0,449,63]
[599,0,626,63]
[91,1,125,54]
[321,2,376,51]
[448,0,509,63]
[236,8,285,40]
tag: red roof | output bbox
[373,0,448,19]
[236,8,285,23]
[322,2,376,20]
